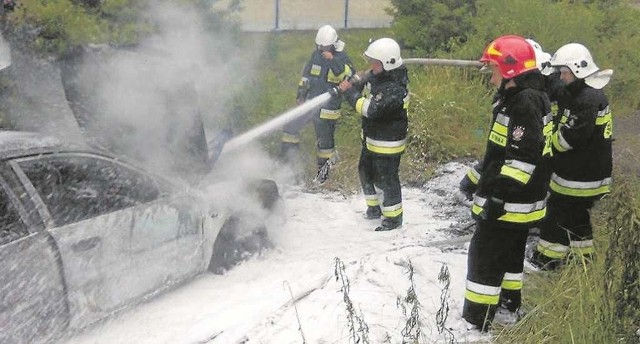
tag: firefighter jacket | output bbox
[549,79,612,199]
[472,71,552,227]
[297,49,354,119]
[344,66,409,156]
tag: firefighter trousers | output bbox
[536,193,595,265]
[358,147,402,223]
[281,108,338,167]
[463,219,528,330]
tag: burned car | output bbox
[0,131,281,344]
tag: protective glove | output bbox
[483,197,506,221]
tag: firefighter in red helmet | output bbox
[462,35,552,331]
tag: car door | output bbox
[11,153,208,329]
[0,171,68,344]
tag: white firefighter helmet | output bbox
[364,38,403,71]
[551,43,599,78]
[551,42,612,89]
[315,25,345,51]
[525,38,552,75]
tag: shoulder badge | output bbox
[512,126,525,141]
[375,92,383,101]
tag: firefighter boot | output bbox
[313,160,330,185]
[529,250,563,271]
[363,206,382,220]
[375,214,403,231]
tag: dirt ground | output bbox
[612,111,640,176]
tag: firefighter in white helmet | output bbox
[337,38,409,231]
[531,43,613,270]
[281,24,354,184]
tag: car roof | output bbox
[0,130,99,161]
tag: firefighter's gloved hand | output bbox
[484,197,506,220]
[329,86,341,96]
[348,70,372,86]
[332,78,353,95]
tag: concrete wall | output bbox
[214,0,393,31]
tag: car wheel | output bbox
[207,179,283,274]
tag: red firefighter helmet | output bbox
[480,35,537,79]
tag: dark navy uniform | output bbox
[281,48,354,171]
[344,66,409,230]
[463,71,552,329]
[534,78,612,268]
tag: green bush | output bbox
[2,0,233,57]
[388,0,476,54]
[391,0,640,116]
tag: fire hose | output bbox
[216,58,483,157]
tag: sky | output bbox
[63,161,495,344]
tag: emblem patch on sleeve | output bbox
[512,126,525,141]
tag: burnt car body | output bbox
[0,131,279,344]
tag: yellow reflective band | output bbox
[536,245,567,259]
[467,168,480,184]
[491,122,508,136]
[571,245,595,256]
[498,208,546,223]
[355,97,366,115]
[500,165,532,184]
[550,180,610,197]
[310,64,321,76]
[365,137,406,155]
[327,66,351,83]
[281,133,300,143]
[319,108,341,120]
[382,208,403,218]
[543,122,553,136]
[489,131,507,147]
[366,144,405,154]
[595,113,611,126]
[552,131,571,152]
[465,290,500,306]
[317,149,334,159]
[365,199,380,206]
[472,204,483,216]
[501,280,523,291]
[403,94,410,110]
[604,119,613,139]
[537,239,569,259]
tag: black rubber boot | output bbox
[530,250,563,271]
[374,215,402,231]
[363,206,382,220]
